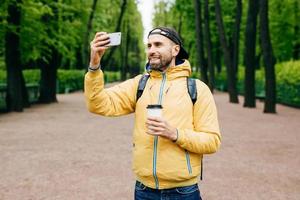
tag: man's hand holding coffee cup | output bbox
[146,104,177,141]
[146,117,178,141]
[89,32,110,68]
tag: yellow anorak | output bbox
[84,60,221,189]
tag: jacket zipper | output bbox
[153,72,166,189]
[185,150,192,174]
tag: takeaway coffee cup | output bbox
[147,104,163,118]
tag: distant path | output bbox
[0,91,299,200]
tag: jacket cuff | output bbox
[175,129,184,145]
[86,69,102,78]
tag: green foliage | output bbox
[23,69,40,84]
[19,0,89,67]
[0,70,5,83]
[0,69,41,84]
[88,0,145,72]
[269,0,298,61]
[153,0,300,75]
[0,57,5,70]
[153,0,198,67]
[0,0,144,71]
[57,69,85,93]
[276,60,300,106]
[0,69,122,95]
[215,60,300,107]
[104,71,121,83]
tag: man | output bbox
[85,27,221,200]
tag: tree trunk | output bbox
[204,0,214,92]
[5,0,28,112]
[233,0,242,75]
[215,0,239,103]
[39,49,58,103]
[244,0,259,108]
[194,0,208,83]
[102,0,127,68]
[38,0,59,103]
[215,41,222,73]
[121,21,130,81]
[75,47,83,69]
[260,0,276,113]
[21,74,29,107]
[82,0,98,68]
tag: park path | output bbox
[0,90,299,200]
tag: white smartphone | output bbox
[106,32,122,46]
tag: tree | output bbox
[215,0,239,103]
[121,19,130,81]
[82,0,99,68]
[102,0,127,68]
[204,0,214,91]
[232,0,242,80]
[244,0,259,108]
[5,0,29,112]
[38,0,60,103]
[260,0,276,113]
[194,0,208,83]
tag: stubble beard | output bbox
[149,54,173,72]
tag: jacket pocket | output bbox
[185,150,192,174]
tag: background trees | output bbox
[0,0,298,113]
[0,0,144,112]
[153,0,299,112]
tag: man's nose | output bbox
[148,46,156,55]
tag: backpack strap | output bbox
[187,77,202,180]
[136,74,150,102]
[187,78,197,105]
[136,75,197,104]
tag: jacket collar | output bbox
[146,59,191,80]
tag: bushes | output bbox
[0,69,121,111]
[0,69,121,94]
[57,70,85,93]
[214,60,300,107]
[104,71,121,83]
[276,61,300,107]
[23,70,40,84]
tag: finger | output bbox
[93,35,110,44]
[146,121,158,127]
[147,116,163,122]
[146,120,165,128]
[92,39,110,48]
[148,126,164,132]
[94,32,107,38]
[146,130,160,136]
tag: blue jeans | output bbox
[134,181,202,200]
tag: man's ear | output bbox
[172,45,180,57]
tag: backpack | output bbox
[136,74,197,104]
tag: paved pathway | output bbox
[0,91,299,200]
